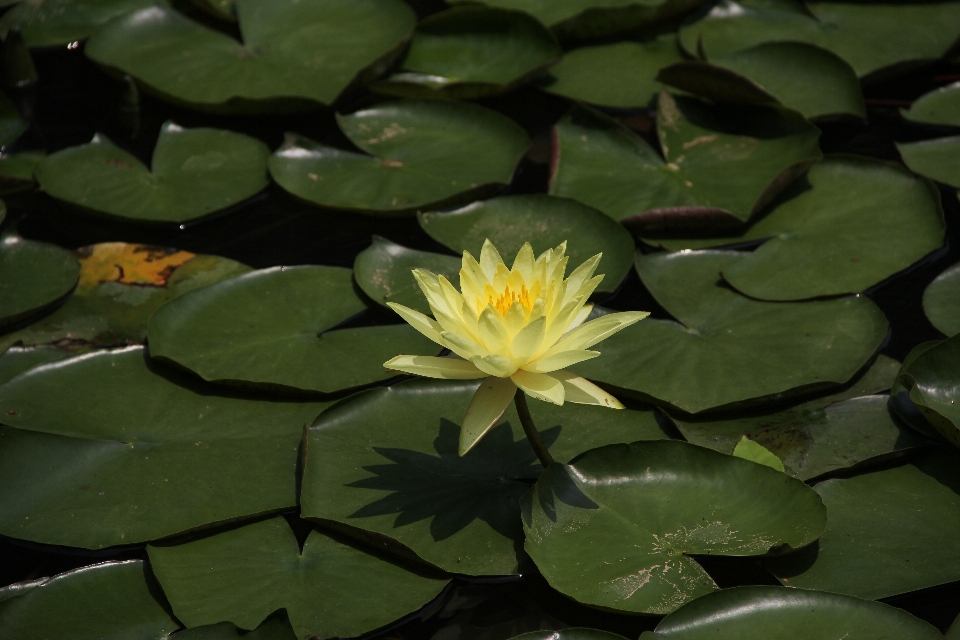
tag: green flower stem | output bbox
[514,389,555,468]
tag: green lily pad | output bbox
[0,232,80,331]
[902,81,960,127]
[269,101,529,214]
[84,0,416,111]
[418,194,635,294]
[923,261,960,337]
[0,561,178,640]
[514,631,627,640]
[896,334,960,448]
[0,0,163,47]
[0,91,26,148]
[644,585,941,640]
[732,436,785,472]
[0,345,69,385]
[658,42,865,120]
[353,236,461,316]
[149,517,448,640]
[645,156,946,301]
[678,0,960,80]
[0,242,250,354]
[35,122,270,223]
[549,95,821,234]
[573,250,888,414]
[190,0,236,21]
[0,346,330,548]
[147,265,436,395]
[176,618,296,640]
[890,341,944,439]
[949,613,960,640]
[300,377,672,576]
[522,440,826,614]
[541,36,683,109]
[372,6,561,100]
[898,136,960,189]
[767,447,960,600]
[0,150,45,194]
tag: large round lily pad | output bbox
[0,232,80,331]
[657,42,865,120]
[0,561,178,640]
[902,81,960,127]
[767,447,960,599]
[642,585,941,640]
[572,250,888,414]
[35,122,270,223]
[0,0,161,47]
[923,261,960,337]
[300,378,672,576]
[0,346,330,548]
[541,36,683,109]
[149,517,449,640]
[147,265,436,395]
[678,0,960,80]
[84,0,416,111]
[522,440,827,614]
[896,334,960,448]
[418,194,635,294]
[898,136,960,189]
[269,101,530,213]
[549,95,821,234]
[372,6,561,100]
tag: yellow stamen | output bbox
[487,284,533,316]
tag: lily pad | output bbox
[0,151,46,194]
[514,631,627,640]
[36,122,270,223]
[0,0,163,47]
[0,346,330,548]
[898,136,960,189]
[149,517,448,640]
[678,0,960,80]
[890,341,944,439]
[418,194,635,294]
[896,334,960,448]
[0,232,81,331]
[902,81,960,127]
[300,377,672,575]
[549,94,821,234]
[657,42,865,120]
[0,345,69,385]
[573,250,888,414]
[269,101,530,213]
[540,36,683,109]
[353,236,461,316]
[923,261,960,337]
[767,447,960,600]
[0,242,250,354]
[175,618,297,640]
[522,440,827,614]
[646,156,946,301]
[372,6,561,100]
[0,561,178,640]
[147,265,437,395]
[0,91,26,148]
[644,585,941,640]
[84,0,416,111]
[190,0,236,21]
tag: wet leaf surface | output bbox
[897,334,960,448]
[0,232,81,332]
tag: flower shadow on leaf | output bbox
[521,463,600,527]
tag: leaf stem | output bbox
[514,389,554,468]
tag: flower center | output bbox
[488,284,533,316]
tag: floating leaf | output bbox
[0,346,69,386]
[36,123,270,223]
[643,585,941,640]
[0,150,45,194]
[896,334,960,448]
[149,517,448,640]
[522,440,826,614]
[514,630,627,640]
[269,101,529,213]
[540,36,683,109]
[0,232,80,331]
[678,0,960,79]
[300,378,672,575]
[147,266,436,394]
[372,6,561,100]
[418,194,635,294]
[923,261,960,337]
[573,250,888,414]
[0,561,178,640]
[767,448,960,599]
[0,0,163,47]
[549,95,821,234]
[898,136,960,189]
[658,42,865,120]
[0,346,330,548]
[732,436,785,472]
[890,341,944,439]
[85,0,416,111]
[902,81,960,127]
[175,618,297,640]
[0,91,26,147]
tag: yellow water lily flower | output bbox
[384,239,649,455]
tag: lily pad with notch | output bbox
[35,122,270,223]
[572,250,889,414]
[902,81,960,127]
[923,261,960,337]
[148,517,449,640]
[522,440,827,614]
[0,346,331,548]
[0,231,80,332]
[300,377,673,576]
[895,334,960,448]
[0,0,164,47]
[898,136,960,189]
[269,101,530,214]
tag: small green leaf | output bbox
[898,136,960,189]
[902,81,960,127]
[732,436,785,472]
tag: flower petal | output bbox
[441,330,488,360]
[561,253,601,306]
[479,239,504,281]
[512,369,565,405]
[472,354,517,377]
[386,303,444,344]
[547,311,650,355]
[478,307,510,353]
[549,370,624,408]
[524,349,600,373]
[459,377,516,456]
[384,355,487,380]
[512,242,535,283]
[567,303,594,331]
[511,315,546,364]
